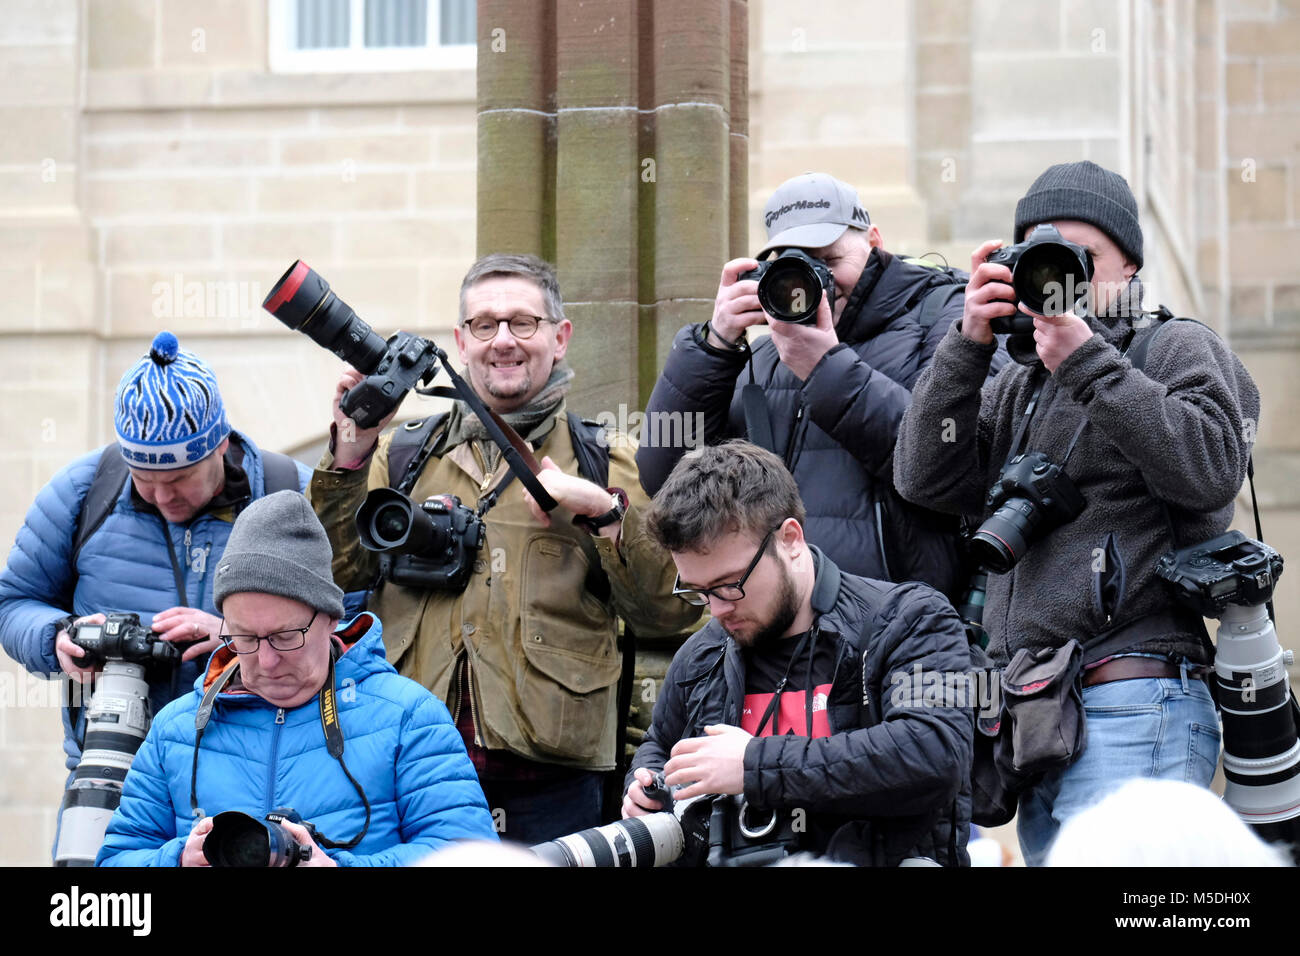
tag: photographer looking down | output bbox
[638,172,1007,601]
[893,160,1261,865]
[623,442,973,866]
[307,253,699,844]
[96,491,495,866]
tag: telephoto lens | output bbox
[530,813,687,867]
[262,260,388,373]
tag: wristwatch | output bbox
[574,487,629,534]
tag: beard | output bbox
[722,564,800,648]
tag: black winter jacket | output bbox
[627,549,974,866]
[638,248,1007,600]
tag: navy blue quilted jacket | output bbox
[96,613,497,866]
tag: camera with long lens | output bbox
[739,249,836,325]
[356,489,486,591]
[530,772,796,867]
[1157,531,1299,862]
[53,613,181,867]
[203,808,318,867]
[985,224,1094,331]
[263,260,440,429]
[970,452,1086,575]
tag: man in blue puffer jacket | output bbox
[0,331,311,787]
[97,490,496,866]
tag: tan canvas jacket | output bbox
[309,405,698,770]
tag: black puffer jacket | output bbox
[627,549,974,867]
[638,248,1007,601]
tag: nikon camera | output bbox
[739,249,836,325]
[985,224,1094,331]
[356,489,486,591]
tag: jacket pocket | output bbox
[517,532,622,760]
[1091,532,1127,626]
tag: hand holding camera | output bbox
[56,612,105,683]
[332,365,399,470]
[709,257,767,348]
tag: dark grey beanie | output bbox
[1014,160,1143,269]
[214,490,344,618]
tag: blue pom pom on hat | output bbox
[114,331,230,471]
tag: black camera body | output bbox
[1156,531,1284,619]
[357,489,486,591]
[740,248,836,325]
[68,613,181,669]
[985,224,1094,330]
[971,451,1087,574]
[204,808,318,867]
[263,260,440,429]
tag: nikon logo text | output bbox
[50,886,151,936]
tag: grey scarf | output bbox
[441,362,576,473]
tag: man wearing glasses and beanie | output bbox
[623,441,973,866]
[309,253,697,843]
[97,490,496,866]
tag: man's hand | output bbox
[962,240,1018,345]
[622,767,668,819]
[1032,311,1095,373]
[180,815,215,867]
[521,456,623,543]
[663,724,752,799]
[332,366,399,470]
[768,290,838,381]
[152,606,224,663]
[55,613,104,683]
[278,820,337,867]
[708,258,767,349]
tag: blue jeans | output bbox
[1017,663,1220,866]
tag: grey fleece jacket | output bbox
[893,311,1260,667]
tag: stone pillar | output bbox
[475,0,748,414]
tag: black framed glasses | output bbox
[219,611,318,655]
[461,314,555,341]
[671,527,779,606]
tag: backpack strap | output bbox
[70,446,130,572]
[566,413,611,487]
[260,450,301,495]
[387,414,449,494]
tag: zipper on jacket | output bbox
[467,662,483,748]
[265,708,285,812]
[450,654,483,748]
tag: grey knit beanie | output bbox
[214,490,344,618]
[1014,160,1143,269]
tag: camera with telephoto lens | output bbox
[985,224,1094,331]
[203,808,318,867]
[739,249,836,325]
[1157,531,1300,862]
[530,772,796,867]
[263,260,440,430]
[970,451,1087,575]
[356,489,486,591]
[53,613,182,866]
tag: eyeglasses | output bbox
[219,611,318,655]
[461,314,555,341]
[671,527,779,606]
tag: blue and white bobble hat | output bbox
[114,331,230,470]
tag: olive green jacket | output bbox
[309,406,698,771]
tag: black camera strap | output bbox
[189,650,371,851]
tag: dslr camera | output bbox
[356,489,486,591]
[204,808,319,867]
[263,260,439,429]
[54,613,182,866]
[970,451,1086,574]
[740,249,836,325]
[986,224,1094,331]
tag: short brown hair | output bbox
[646,441,806,553]
[459,253,565,324]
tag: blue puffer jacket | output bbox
[0,432,311,769]
[97,613,497,866]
